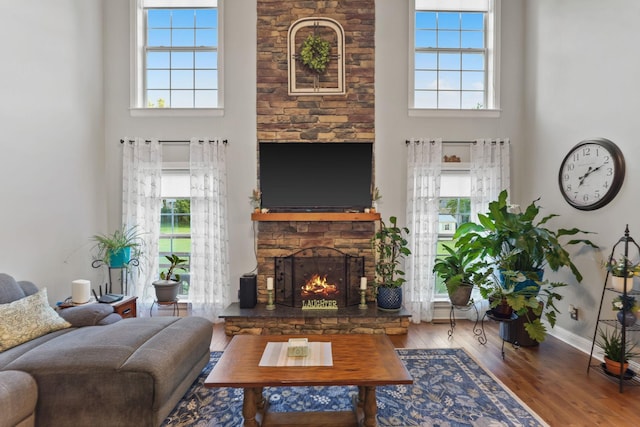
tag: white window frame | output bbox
[130,0,224,117]
[409,0,500,118]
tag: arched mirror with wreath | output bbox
[288,17,345,95]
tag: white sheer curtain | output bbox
[468,138,511,313]
[470,138,511,222]
[121,137,162,311]
[405,138,442,323]
[189,138,230,321]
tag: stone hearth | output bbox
[221,303,411,335]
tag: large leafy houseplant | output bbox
[453,190,597,342]
[372,216,411,289]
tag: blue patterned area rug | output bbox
[163,348,548,427]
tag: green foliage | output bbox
[432,244,491,296]
[597,328,638,362]
[452,190,598,343]
[91,225,144,266]
[372,216,411,288]
[454,190,597,278]
[299,34,331,74]
[160,254,188,282]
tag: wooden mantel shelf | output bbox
[251,212,381,222]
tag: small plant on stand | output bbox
[597,327,638,376]
[153,254,188,303]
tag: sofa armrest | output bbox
[58,304,122,327]
[0,370,37,427]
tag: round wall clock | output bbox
[558,138,625,210]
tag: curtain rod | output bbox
[405,139,508,145]
[120,139,228,145]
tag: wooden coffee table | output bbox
[205,334,412,427]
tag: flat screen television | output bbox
[259,142,373,212]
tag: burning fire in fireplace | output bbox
[300,274,339,298]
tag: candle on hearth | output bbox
[267,277,274,290]
[360,277,367,290]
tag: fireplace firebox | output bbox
[274,247,364,308]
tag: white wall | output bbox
[0,0,105,304]
[103,0,259,300]
[374,0,526,222]
[523,0,640,340]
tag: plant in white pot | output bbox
[604,256,640,293]
[153,254,188,302]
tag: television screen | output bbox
[259,142,373,212]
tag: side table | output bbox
[111,296,138,319]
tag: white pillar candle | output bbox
[71,279,91,304]
[360,277,367,290]
[267,277,274,290]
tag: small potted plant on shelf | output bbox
[91,226,144,268]
[597,327,638,376]
[432,245,491,306]
[249,188,261,213]
[153,254,188,302]
[370,187,382,213]
[372,216,411,311]
[605,256,640,292]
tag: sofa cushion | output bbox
[0,370,37,427]
[0,288,71,352]
[0,273,26,304]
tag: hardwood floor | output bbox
[210,320,640,426]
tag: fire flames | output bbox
[301,274,339,298]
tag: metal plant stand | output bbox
[448,301,487,346]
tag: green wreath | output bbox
[299,34,331,74]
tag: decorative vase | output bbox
[617,310,637,327]
[152,280,180,302]
[377,286,402,311]
[611,276,632,292]
[604,357,629,376]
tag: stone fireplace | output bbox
[218,1,410,335]
[275,246,364,308]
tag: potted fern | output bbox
[153,254,188,302]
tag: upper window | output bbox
[411,0,499,114]
[132,0,222,114]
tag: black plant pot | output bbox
[377,286,402,311]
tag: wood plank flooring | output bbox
[210,320,640,426]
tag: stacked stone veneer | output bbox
[225,1,410,335]
[257,0,374,142]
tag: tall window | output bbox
[132,0,222,111]
[160,170,191,296]
[411,0,499,112]
[434,169,471,297]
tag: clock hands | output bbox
[577,163,605,186]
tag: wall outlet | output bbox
[569,304,578,321]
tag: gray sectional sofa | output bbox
[0,274,213,427]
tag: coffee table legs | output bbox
[242,387,263,427]
[358,386,378,427]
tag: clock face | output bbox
[558,138,625,210]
